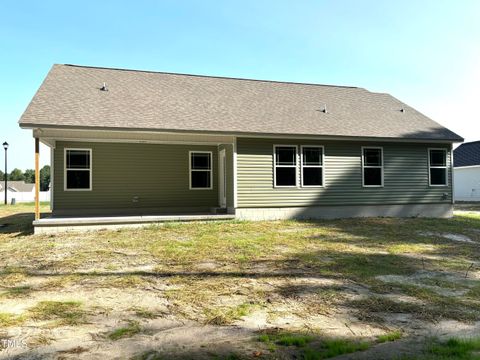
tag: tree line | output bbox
[0,166,50,191]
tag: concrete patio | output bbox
[33,213,236,234]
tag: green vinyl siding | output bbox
[53,141,219,211]
[237,137,452,208]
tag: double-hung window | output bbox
[190,151,212,189]
[428,149,448,186]
[362,147,383,187]
[301,146,323,187]
[274,146,297,187]
[65,149,92,191]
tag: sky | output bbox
[1,0,479,171]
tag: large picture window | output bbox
[64,149,92,191]
[301,146,323,187]
[362,147,383,187]
[429,149,447,186]
[274,146,297,187]
[190,151,212,189]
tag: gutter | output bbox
[20,124,464,144]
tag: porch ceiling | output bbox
[33,128,235,147]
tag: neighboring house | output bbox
[0,181,50,203]
[18,64,463,230]
[453,141,480,202]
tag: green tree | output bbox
[24,169,35,183]
[8,168,24,181]
[40,165,50,191]
[0,170,3,181]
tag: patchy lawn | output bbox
[1,203,480,359]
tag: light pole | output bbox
[3,142,8,205]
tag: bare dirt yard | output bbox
[1,203,480,359]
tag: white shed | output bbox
[454,141,480,202]
[454,166,480,201]
[0,180,50,203]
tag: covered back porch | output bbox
[32,128,236,233]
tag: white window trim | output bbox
[64,148,92,191]
[273,145,299,188]
[428,148,448,187]
[189,151,213,190]
[300,145,324,188]
[361,146,384,188]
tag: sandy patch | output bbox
[418,231,474,243]
[376,270,477,296]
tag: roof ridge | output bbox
[61,64,362,90]
[458,140,480,145]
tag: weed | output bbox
[0,312,24,327]
[28,333,54,347]
[131,307,161,319]
[108,320,141,340]
[28,301,87,326]
[205,303,254,325]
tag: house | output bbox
[0,181,34,203]
[19,64,463,233]
[0,180,50,203]
[453,141,480,202]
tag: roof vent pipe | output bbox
[400,108,405,113]
[100,82,108,91]
[322,104,328,113]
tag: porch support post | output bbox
[35,138,40,220]
[233,137,238,209]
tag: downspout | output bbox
[451,143,455,205]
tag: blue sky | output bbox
[1,0,479,170]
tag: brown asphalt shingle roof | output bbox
[19,64,463,141]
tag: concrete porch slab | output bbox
[33,213,236,234]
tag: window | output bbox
[274,146,297,187]
[301,146,323,187]
[429,149,448,186]
[362,147,383,187]
[190,151,212,189]
[64,149,91,190]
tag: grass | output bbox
[1,285,33,298]
[0,204,480,357]
[258,332,314,348]
[131,350,163,360]
[258,332,370,359]
[100,275,148,288]
[276,333,314,347]
[349,288,480,323]
[418,337,480,360]
[304,339,370,359]
[28,301,87,326]
[377,330,403,343]
[108,320,142,340]
[0,202,50,219]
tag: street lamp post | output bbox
[3,142,8,205]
